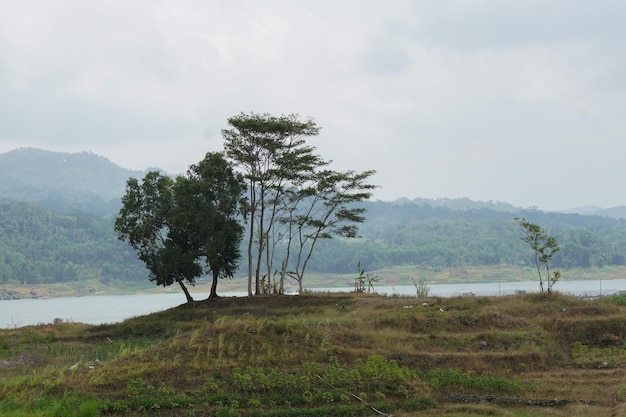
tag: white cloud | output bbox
[1,0,625,210]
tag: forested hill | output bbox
[337,201,626,273]
[3,196,626,287]
[0,148,148,215]
[0,199,147,288]
[2,148,626,288]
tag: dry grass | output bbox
[2,292,626,416]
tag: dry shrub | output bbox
[547,315,626,346]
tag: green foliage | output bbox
[227,355,417,407]
[223,112,375,294]
[5,190,626,289]
[115,152,246,300]
[571,341,626,367]
[608,293,626,306]
[302,203,626,275]
[0,200,146,286]
[176,152,247,298]
[426,369,526,393]
[515,217,561,293]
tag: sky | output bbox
[1,1,625,211]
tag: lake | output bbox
[2,278,625,328]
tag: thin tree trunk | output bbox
[209,269,219,299]
[535,254,544,293]
[247,217,254,297]
[178,279,194,303]
[247,186,256,297]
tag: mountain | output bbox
[598,206,626,218]
[398,197,520,213]
[0,148,149,215]
[561,205,626,219]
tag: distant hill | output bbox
[0,148,150,215]
[561,205,626,219]
[1,148,626,286]
[395,197,521,213]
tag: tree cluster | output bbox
[115,153,245,302]
[223,113,376,295]
[115,113,376,300]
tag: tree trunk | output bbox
[178,279,194,303]
[209,270,219,299]
[247,212,254,297]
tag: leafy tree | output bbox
[115,171,201,302]
[223,112,324,295]
[174,153,247,298]
[115,154,246,302]
[515,217,561,294]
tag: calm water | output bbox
[2,279,625,328]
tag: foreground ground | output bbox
[2,291,626,416]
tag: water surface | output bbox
[2,279,625,328]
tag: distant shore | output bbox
[2,265,625,300]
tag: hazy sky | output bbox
[1,1,625,210]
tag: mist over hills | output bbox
[1,147,625,218]
[1,148,626,289]
[0,148,148,215]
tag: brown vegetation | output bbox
[1,292,626,416]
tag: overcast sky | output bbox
[1,1,625,211]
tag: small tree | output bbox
[515,217,561,294]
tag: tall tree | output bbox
[175,152,247,298]
[279,169,377,293]
[223,112,323,296]
[515,217,561,294]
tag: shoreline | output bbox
[2,265,625,300]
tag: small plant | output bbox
[354,262,379,293]
[355,262,366,292]
[411,275,430,298]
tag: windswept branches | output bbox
[223,112,376,295]
[280,168,377,293]
[223,112,326,295]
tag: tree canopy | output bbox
[223,112,376,295]
[115,153,246,302]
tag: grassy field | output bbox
[2,290,626,416]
